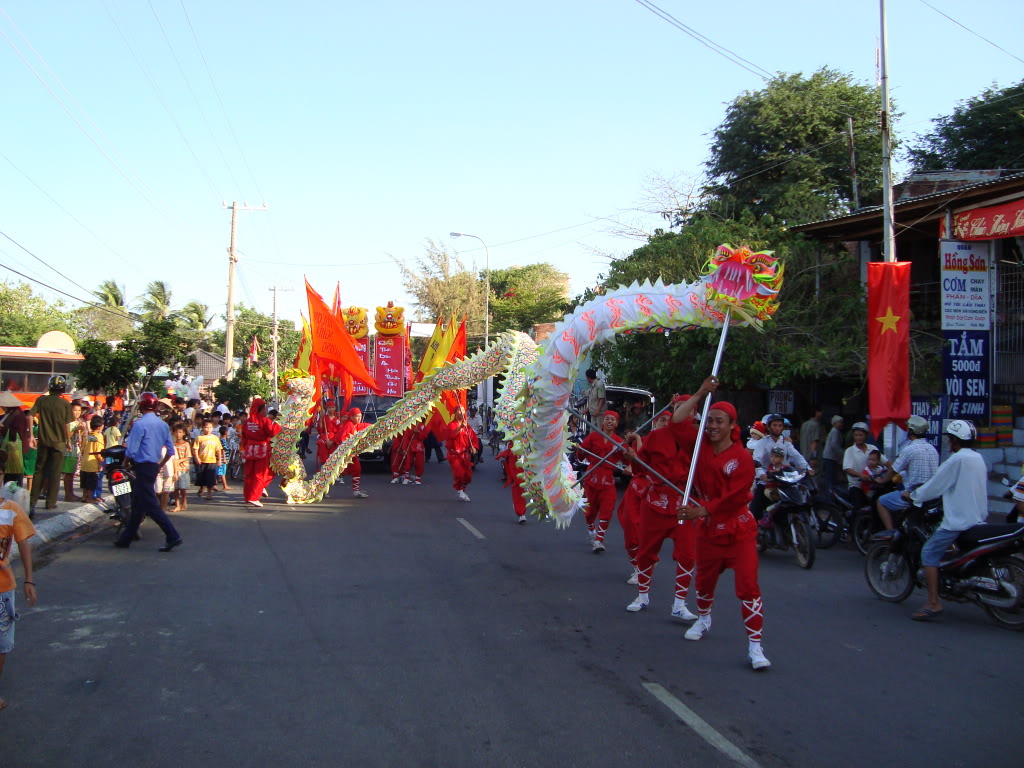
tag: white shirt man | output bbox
[752,415,808,479]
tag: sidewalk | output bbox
[10,495,113,562]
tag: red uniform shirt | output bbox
[578,431,623,487]
[241,414,282,459]
[446,421,480,455]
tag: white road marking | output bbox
[642,682,761,768]
[456,517,485,539]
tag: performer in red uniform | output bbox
[576,411,623,553]
[618,430,649,582]
[446,406,480,501]
[390,427,415,484]
[496,440,527,524]
[241,397,282,508]
[621,403,698,621]
[339,408,371,498]
[675,378,770,670]
[406,423,427,484]
[316,402,344,469]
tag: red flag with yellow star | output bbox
[867,261,911,434]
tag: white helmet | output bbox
[944,420,976,442]
[906,415,929,436]
[850,422,870,433]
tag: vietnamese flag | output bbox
[305,278,380,394]
[867,262,911,434]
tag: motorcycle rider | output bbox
[841,422,886,510]
[906,420,987,621]
[875,415,939,531]
[750,414,810,523]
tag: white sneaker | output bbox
[245,499,263,508]
[262,489,269,497]
[749,642,771,670]
[353,490,369,498]
[401,476,410,485]
[626,569,639,585]
[684,614,711,641]
[626,593,649,612]
[390,476,400,484]
[414,479,422,485]
[591,539,605,553]
[671,598,698,622]
[457,490,470,502]
[517,515,527,525]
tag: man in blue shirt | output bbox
[114,392,182,551]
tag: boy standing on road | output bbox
[193,420,223,501]
[0,495,38,709]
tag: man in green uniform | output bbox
[28,376,73,517]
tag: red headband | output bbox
[604,410,619,422]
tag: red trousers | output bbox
[408,452,424,478]
[449,452,473,491]
[618,481,645,565]
[243,456,274,503]
[583,482,616,542]
[635,510,696,597]
[509,476,527,517]
[390,449,409,477]
[342,457,362,477]
[316,441,333,466]
[694,533,764,642]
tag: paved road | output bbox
[7,457,1022,767]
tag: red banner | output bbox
[941,198,1024,241]
[374,336,405,398]
[867,262,911,435]
[352,340,371,396]
[305,279,380,393]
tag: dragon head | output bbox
[703,244,783,321]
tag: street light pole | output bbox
[450,231,491,409]
[449,231,490,346]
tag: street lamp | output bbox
[450,231,491,411]
[449,232,490,347]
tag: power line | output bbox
[147,0,242,192]
[102,0,222,202]
[917,0,1024,67]
[632,0,772,80]
[0,151,133,266]
[178,0,268,203]
[0,229,98,302]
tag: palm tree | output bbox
[175,301,214,331]
[93,280,128,312]
[138,280,173,321]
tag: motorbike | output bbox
[755,469,816,569]
[864,501,1024,630]
[99,444,134,535]
[817,483,897,555]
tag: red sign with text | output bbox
[941,198,1024,241]
[352,340,370,396]
[374,336,405,398]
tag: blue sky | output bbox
[2,0,1020,337]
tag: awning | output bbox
[940,197,1024,240]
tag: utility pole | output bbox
[268,285,293,408]
[222,200,268,379]
[879,0,896,262]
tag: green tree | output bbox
[209,305,301,368]
[138,280,174,321]
[94,280,129,310]
[584,216,866,404]
[122,319,197,392]
[394,240,486,341]
[73,306,135,343]
[703,68,885,224]
[212,363,271,411]
[74,338,140,395]
[0,282,75,346]
[175,300,215,351]
[907,79,1024,171]
[487,264,571,333]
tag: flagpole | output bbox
[880,0,896,264]
[681,308,732,510]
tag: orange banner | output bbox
[305,279,380,393]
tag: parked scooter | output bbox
[865,501,1024,630]
[99,444,134,535]
[755,470,816,569]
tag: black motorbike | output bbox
[865,502,1024,630]
[99,445,134,535]
[755,470,816,569]
[817,483,897,555]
